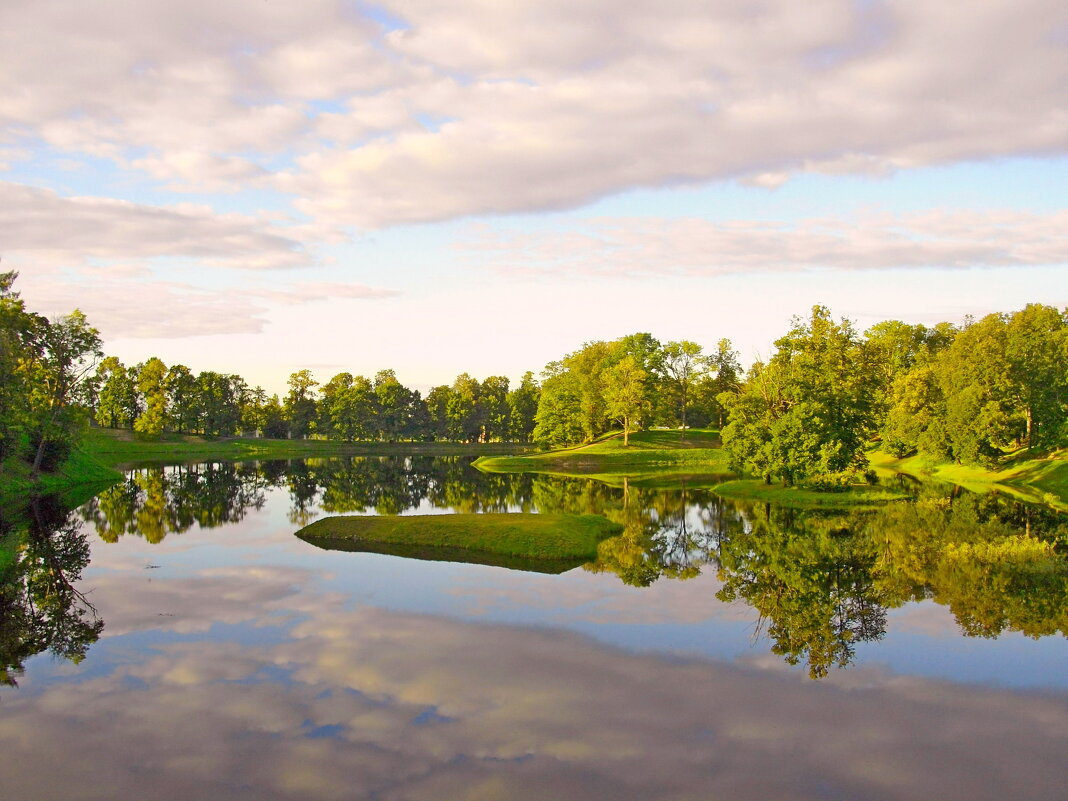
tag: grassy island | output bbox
[295,513,623,573]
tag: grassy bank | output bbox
[295,512,623,572]
[712,479,912,507]
[82,427,529,469]
[868,448,1068,509]
[474,429,730,478]
[1,427,530,506]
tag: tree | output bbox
[321,373,376,441]
[706,338,742,428]
[604,355,649,446]
[1004,304,1068,449]
[165,364,198,434]
[285,369,319,439]
[480,376,510,442]
[660,340,706,434]
[133,357,168,439]
[26,310,103,475]
[720,306,877,485]
[374,370,417,441]
[446,373,481,442]
[424,385,452,441]
[95,357,137,429]
[507,371,540,443]
[0,271,41,466]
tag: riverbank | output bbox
[80,427,529,469]
[868,448,1068,510]
[0,427,532,507]
[474,429,731,477]
[475,429,1068,509]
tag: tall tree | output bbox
[26,310,102,474]
[507,371,540,443]
[0,271,40,466]
[720,306,877,485]
[94,357,137,429]
[660,340,706,434]
[284,369,319,439]
[480,376,511,442]
[133,357,168,439]
[604,355,650,447]
[446,373,481,442]
[165,364,198,434]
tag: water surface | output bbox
[1,456,1065,800]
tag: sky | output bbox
[3,0,1067,395]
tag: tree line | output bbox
[3,270,1066,480]
[719,304,1068,485]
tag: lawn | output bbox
[295,512,623,573]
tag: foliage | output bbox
[720,306,877,485]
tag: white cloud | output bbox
[19,277,399,340]
[457,209,1068,277]
[3,603,1065,800]
[1,1,1066,225]
[0,182,309,270]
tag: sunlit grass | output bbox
[295,512,623,571]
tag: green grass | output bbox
[712,479,912,508]
[295,512,623,573]
[868,448,1068,510]
[81,427,528,468]
[474,429,730,477]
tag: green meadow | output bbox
[295,512,623,572]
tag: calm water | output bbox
[2,456,1066,800]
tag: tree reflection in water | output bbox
[0,497,103,687]
[75,456,1068,678]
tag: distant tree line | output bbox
[89,357,544,444]
[4,271,1066,478]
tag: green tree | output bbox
[480,375,511,442]
[603,355,649,446]
[424,385,452,441]
[706,338,742,428]
[720,306,877,485]
[165,364,198,434]
[447,373,482,442]
[507,371,540,443]
[94,357,138,429]
[660,340,706,434]
[285,369,319,439]
[0,272,42,466]
[133,357,168,439]
[26,310,103,475]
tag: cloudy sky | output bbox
[4,0,1067,393]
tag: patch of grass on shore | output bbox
[295,512,622,572]
[81,427,528,469]
[474,429,729,476]
[711,479,911,508]
[868,448,1068,509]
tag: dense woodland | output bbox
[2,270,1067,486]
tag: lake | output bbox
[2,455,1066,800]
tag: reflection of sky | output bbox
[5,602,1067,801]
[66,479,1068,690]
[4,472,1067,798]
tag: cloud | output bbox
[2,1,1067,226]
[2,603,1066,800]
[457,209,1068,277]
[19,276,399,340]
[0,182,308,270]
